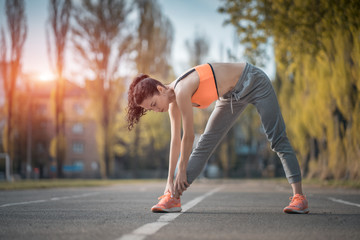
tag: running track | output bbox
[1,180,359,240]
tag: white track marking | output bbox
[328,197,360,208]
[0,192,99,208]
[134,222,169,235]
[117,186,223,240]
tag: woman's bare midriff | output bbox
[211,62,246,97]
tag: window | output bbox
[72,142,84,154]
[63,160,84,172]
[73,160,84,171]
[73,103,84,115]
[72,123,84,134]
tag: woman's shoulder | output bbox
[176,67,196,82]
[173,68,198,91]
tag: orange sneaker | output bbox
[151,192,182,213]
[283,194,309,214]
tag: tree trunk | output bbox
[6,90,13,178]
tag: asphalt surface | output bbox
[1,179,360,240]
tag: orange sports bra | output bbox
[174,63,219,109]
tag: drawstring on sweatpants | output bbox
[230,92,241,114]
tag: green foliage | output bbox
[219,0,360,180]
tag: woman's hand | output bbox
[164,180,175,196]
[174,169,190,198]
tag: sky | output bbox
[0,0,275,86]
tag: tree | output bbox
[114,0,174,177]
[219,0,360,180]
[185,30,210,67]
[134,0,173,77]
[72,0,132,178]
[46,0,72,178]
[218,0,271,67]
[0,0,27,178]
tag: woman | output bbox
[127,62,309,214]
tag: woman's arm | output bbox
[174,90,195,197]
[165,102,182,195]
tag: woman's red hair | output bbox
[126,74,166,130]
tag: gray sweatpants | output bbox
[186,63,302,184]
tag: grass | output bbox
[302,178,360,189]
[0,179,163,190]
[271,177,360,189]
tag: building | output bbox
[28,79,100,178]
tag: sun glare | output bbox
[38,72,56,82]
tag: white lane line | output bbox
[117,186,223,240]
[0,192,99,208]
[328,197,360,208]
[0,199,47,207]
[134,222,169,235]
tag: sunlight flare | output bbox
[38,71,56,82]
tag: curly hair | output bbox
[126,74,166,131]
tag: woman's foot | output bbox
[151,192,182,213]
[283,194,309,214]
